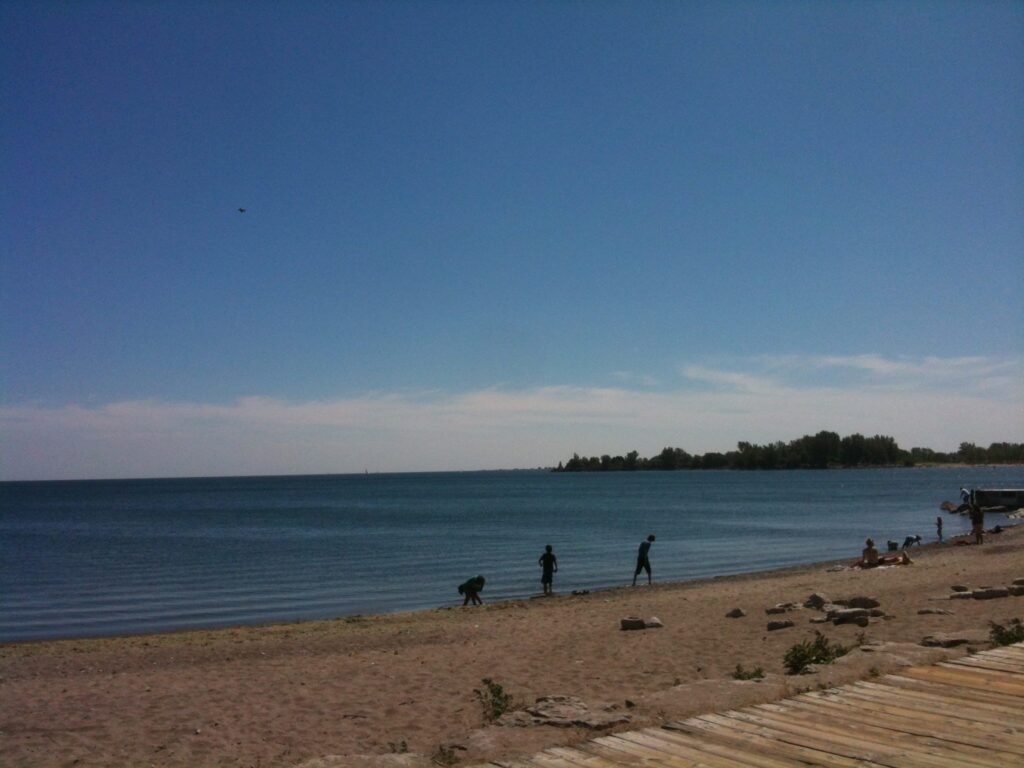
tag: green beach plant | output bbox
[783,632,849,675]
[732,663,765,680]
[474,677,515,723]
[989,618,1024,646]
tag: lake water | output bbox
[2,467,1021,642]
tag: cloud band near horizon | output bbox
[2,354,1021,480]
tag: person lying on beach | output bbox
[458,575,486,606]
[854,538,912,568]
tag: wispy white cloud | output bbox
[2,354,1021,480]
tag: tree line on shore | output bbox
[553,432,1024,472]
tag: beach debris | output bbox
[765,602,800,615]
[497,695,631,729]
[725,608,746,619]
[826,565,846,572]
[920,629,990,648]
[571,589,590,596]
[830,608,870,626]
[619,617,646,630]
[918,608,953,615]
[644,616,664,629]
[973,587,1010,600]
[951,584,970,592]
[844,596,880,610]
[804,593,831,610]
[767,620,795,631]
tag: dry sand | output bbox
[2,526,1023,768]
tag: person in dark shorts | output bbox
[970,504,985,544]
[458,575,486,605]
[538,545,558,595]
[936,515,943,543]
[632,534,655,586]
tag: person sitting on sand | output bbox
[855,538,912,568]
[538,545,558,595]
[458,575,485,606]
[632,534,655,586]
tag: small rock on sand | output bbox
[845,596,880,609]
[917,608,953,615]
[725,608,746,619]
[620,617,646,631]
[1008,585,1024,596]
[1013,578,1024,586]
[949,591,974,600]
[972,588,1009,600]
[498,695,631,730]
[643,617,664,629]
[767,620,794,631]
[951,585,970,592]
[920,630,990,648]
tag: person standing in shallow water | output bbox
[936,515,943,543]
[538,545,558,595]
[632,534,655,586]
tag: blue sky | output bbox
[2,1,1022,480]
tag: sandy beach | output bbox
[2,525,1023,768]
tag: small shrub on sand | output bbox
[474,677,515,723]
[432,744,459,766]
[784,632,849,675]
[732,664,765,680]
[989,619,1024,646]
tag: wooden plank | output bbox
[543,746,633,768]
[859,677,1024,714]
[943,656,1024,675]
[722,707,961,768]
[639,727,808,768]
[580,737,718,768]
[698,711,915,768]
[820,687,1024,734]
[617,729,789,768]
[899,665,1024,697]
[666,719,880,768]
[779,696,1024,765]
[527,752,593,768]
[751,701,993,766]
[601,733,731,768]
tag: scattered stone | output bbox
[917,608,953,615]
[1013,578,1024,586]
[624,700,635,709]
[826,565,846,572]
[831,608,870,625]
[498,695,631,729]
[571,589,590,596]
[767,620,795,631]
[725,608,746,619]
[809,617,830,624]
[765,602,800,615]
[1009,586,1024,597]
[920,630,990,648]
[846,596,881,610]
[643,617,664,629]
[951,585,970,592]
[620,617,646,631]
[972,587,1010,600]
[949,591,974,600]
[804,593,830,610]
[868,609,887,617]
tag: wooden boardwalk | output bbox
[487,642,1024,768]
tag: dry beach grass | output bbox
[2,525,1023,767]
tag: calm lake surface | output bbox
[2,467,1021,642]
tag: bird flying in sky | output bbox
[238,208,246,213]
